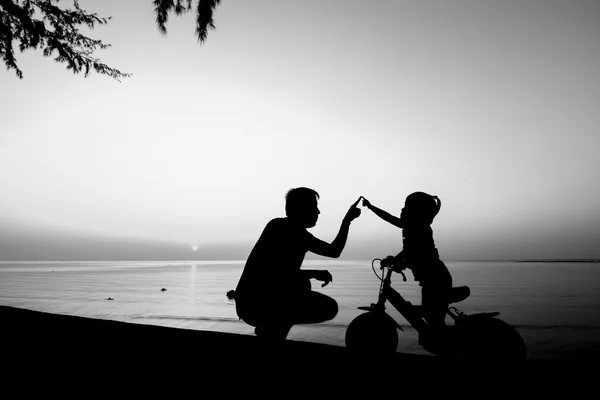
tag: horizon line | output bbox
[1,258,599,263]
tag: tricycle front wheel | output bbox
[345,311,399,354]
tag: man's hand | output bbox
[343,197,362,223]
[313,270,333,287]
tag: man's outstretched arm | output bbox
[308,198,361,258]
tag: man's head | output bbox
[285,187,320,228]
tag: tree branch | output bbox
[2,0,130,80]
[153,0,221,43]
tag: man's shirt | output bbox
[235,218,315,302]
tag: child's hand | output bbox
[380,256,395,268]
[361,197,372,209]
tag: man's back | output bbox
[235,218,314,302]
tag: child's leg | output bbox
[421,286,450,329]
[420,283,452,355]
[421,261,453,328]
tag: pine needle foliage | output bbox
[153,0,221,43]
[1,0,222,80]
[0,0,130,80]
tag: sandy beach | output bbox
[3,305,595,396]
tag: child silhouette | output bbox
[362,192,452,348]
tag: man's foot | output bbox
[254,325,290,340]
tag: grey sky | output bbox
[1,0,599,260]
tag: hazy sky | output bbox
[1,0,599,261]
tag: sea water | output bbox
[1,260,599,360]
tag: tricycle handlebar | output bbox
[372,258,407,282]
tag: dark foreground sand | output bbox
[1,305,593,395]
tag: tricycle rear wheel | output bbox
[458,315,527,371]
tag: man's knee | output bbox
[322,296,339,321]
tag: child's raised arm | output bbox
[362,197,402,228]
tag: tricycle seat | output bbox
[449,286,470,304]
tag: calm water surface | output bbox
[1,260,599,360]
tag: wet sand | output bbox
[1,305,592,395]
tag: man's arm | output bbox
[307,219,352,259]
[297,269,333,287]
[307,197,361,258]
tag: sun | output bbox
[192,245,198,251]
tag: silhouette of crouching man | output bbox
[232,188,361,340]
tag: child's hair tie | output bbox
[432,195,441,218]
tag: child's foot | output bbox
[418,332,436,353]
[421,326,461,357]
